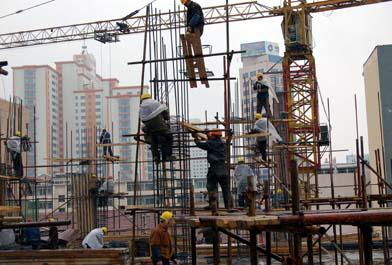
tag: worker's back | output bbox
[82,228,104,249]
[7,136,21,153]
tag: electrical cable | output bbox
[0,0,56,20]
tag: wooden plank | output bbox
[187,32,209,88]
[180,34,197,88]
[0,175,19,181]
[0,216,23,223]
[96,142,136,147]
[181,122,208,140]
[0,206,20,213]
[230,132,271,140]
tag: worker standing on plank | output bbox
[193,129,233,212]
[254,72,272,118]
[139,92,174,164]
[99,128,115,158]
[181,0,205,36]
[150,211,179,265]
[252,113,282,161]
[234,157,255,208]
[81,227,108,249]
[6,131,24,177]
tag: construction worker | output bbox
[47,218,59,249]
[6,131,24,177]
[234,157,255,208]
[193,129,233,211]
[150,211,179,265]
[139,92,174,163]
[252,113,282,161]
[254,72,272,118]
[99,129,115,158]
[181,0,205,36]
[81,227,108,249]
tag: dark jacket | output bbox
[253,80,269,100]
[187,1,204,33]
[100,131,111,144]
[150,223,174,261]
[195,138,226,164]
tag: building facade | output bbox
[363,44,392,194]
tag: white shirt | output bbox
[234,164,255,193]
[82,228,104,249]
[253,118,282,142]
[139,99,168,122]
[7,136,21,153]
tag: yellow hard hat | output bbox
[181,0,190,5]
[255,113,262,120]
[48,218,56,222]
[160,211,173,221]
[237,157,245,163]
[141,92,152,101]
[15,131,21,137]
[256,72,264,79]
[102,227,108,234]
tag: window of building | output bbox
[58,195,65,202]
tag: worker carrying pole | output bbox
[139,92,175,164]
[252,113,282,162]
[254,72,272,118]
[6,131,30,177]
[81,227,108,249]
[181,0,205,36]
[149,211,179,265]
[192,129,233,213]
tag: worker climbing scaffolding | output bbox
[6,131,30,177]
[252,113,282,162]
[254,72,272,118]
[180,0,209,88]
[139,92,175,164]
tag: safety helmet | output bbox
[48,218,56,222]
[160,211,174,221]
[256,72,264,79]
[140,92,152,101]
[255,113,262,120]
[102,227,108,234]
[207,129,222,138]
[237,157,245,164]
[181,0,190,5]
[15,131,21,137]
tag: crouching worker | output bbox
[150,211,179,265]
[181,0,205,36]
[82,227,107,249]
[139,92,174,164]
[234,157,255,208]
[193,129,233,212]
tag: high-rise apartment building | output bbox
[363,44,392,194]
[13,65,61,177]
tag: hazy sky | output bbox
[1,0,392,162]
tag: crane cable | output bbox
[0,0,56,20]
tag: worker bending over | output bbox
[193,129,233,212]
[252,113,282,161]
[100,128,116,158]
[234,157,255,208]
[139,92,174,164]
[150,211,179,265]
[254,72,272,118]
[82,227,107,249]
[181,0,205,36]
[6,131,30,177]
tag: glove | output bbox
[187,26,193,33]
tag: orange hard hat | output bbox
[207,129,222,138]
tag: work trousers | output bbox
[103,146,113,157]
[144,129,173,162]
[238,192,248,208]
[256,97,272,118]
[11,151,23,177]
[206,163,233,209]
[256,139,267,161]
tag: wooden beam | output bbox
[0,206,20,213]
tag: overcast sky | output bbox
[1,0,392,162]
